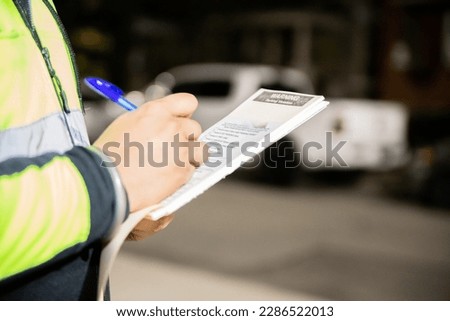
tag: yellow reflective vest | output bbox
[0,0,127,296]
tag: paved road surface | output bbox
[112,176,450,300]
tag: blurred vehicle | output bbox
[294,99,409,171]
[144,63,409,184]
[145,63,315,129]
[145,63,314,184]
[84,63,409,185]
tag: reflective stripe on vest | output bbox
[0,110,88,162]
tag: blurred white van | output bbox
[145,63,316,184]
[84,63,408,184]
[145,63,409,176]
[145,63,315,128]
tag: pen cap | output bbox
[84,77,124,103]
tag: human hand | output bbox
[94,93,206,235]
[126,214,174,241]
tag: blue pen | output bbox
[84,77,138,111]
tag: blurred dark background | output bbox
[57,0,450,143]
[55,0,450,300]
[56,0,448,100]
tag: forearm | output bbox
[0,146,128,281]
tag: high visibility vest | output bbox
[0,0,88,160]
[0,0,126,289]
